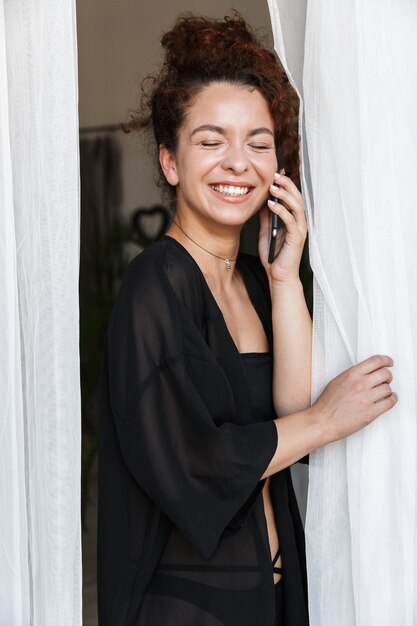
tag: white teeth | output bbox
[211,184,250,196]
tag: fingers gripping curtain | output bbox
[0,1,81,624]
[267,1,417,624]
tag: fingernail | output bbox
[268,198,278,206]
[274,172,281,179]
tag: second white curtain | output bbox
[267,1,417,624]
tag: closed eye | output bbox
[249,143,274,151]
[200,141,223,148]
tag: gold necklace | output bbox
[173,221,237,270]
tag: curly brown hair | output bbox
[125,12,299,201]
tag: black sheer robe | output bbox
[98,235,309,625]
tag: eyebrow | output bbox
[190,124,274,138]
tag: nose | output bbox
[220,144,249,174]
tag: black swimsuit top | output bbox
[240,352,274,424]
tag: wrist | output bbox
[303,404,328,449]
[269,276,304,296]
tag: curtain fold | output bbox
[0,1,81,624]
[267,1,417,624]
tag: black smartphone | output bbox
[268,194,284,264]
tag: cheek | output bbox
[255,159,276,185]
[249,150,276,176]
[198,150,224,168]
[183,152,223,182]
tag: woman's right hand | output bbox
[263,355,397,478]
[311,354,398,445]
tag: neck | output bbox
[166,213,241,286]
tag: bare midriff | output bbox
[262,476,282,584]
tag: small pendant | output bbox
[225,259,232,270]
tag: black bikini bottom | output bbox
[273,546,283,626]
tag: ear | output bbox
[159,145,179,186]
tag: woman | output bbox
[97,14,397,626]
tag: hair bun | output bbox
[161,13,258,74]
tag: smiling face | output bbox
[159,82,277,231]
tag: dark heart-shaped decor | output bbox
[131,204,171,246]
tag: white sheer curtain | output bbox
[0,1,81,624]
[267,1,417,624]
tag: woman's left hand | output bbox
[258,170,307,284]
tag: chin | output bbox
[214,209,260,230]
[205,201,260,226]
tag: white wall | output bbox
[76,0,274,215]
